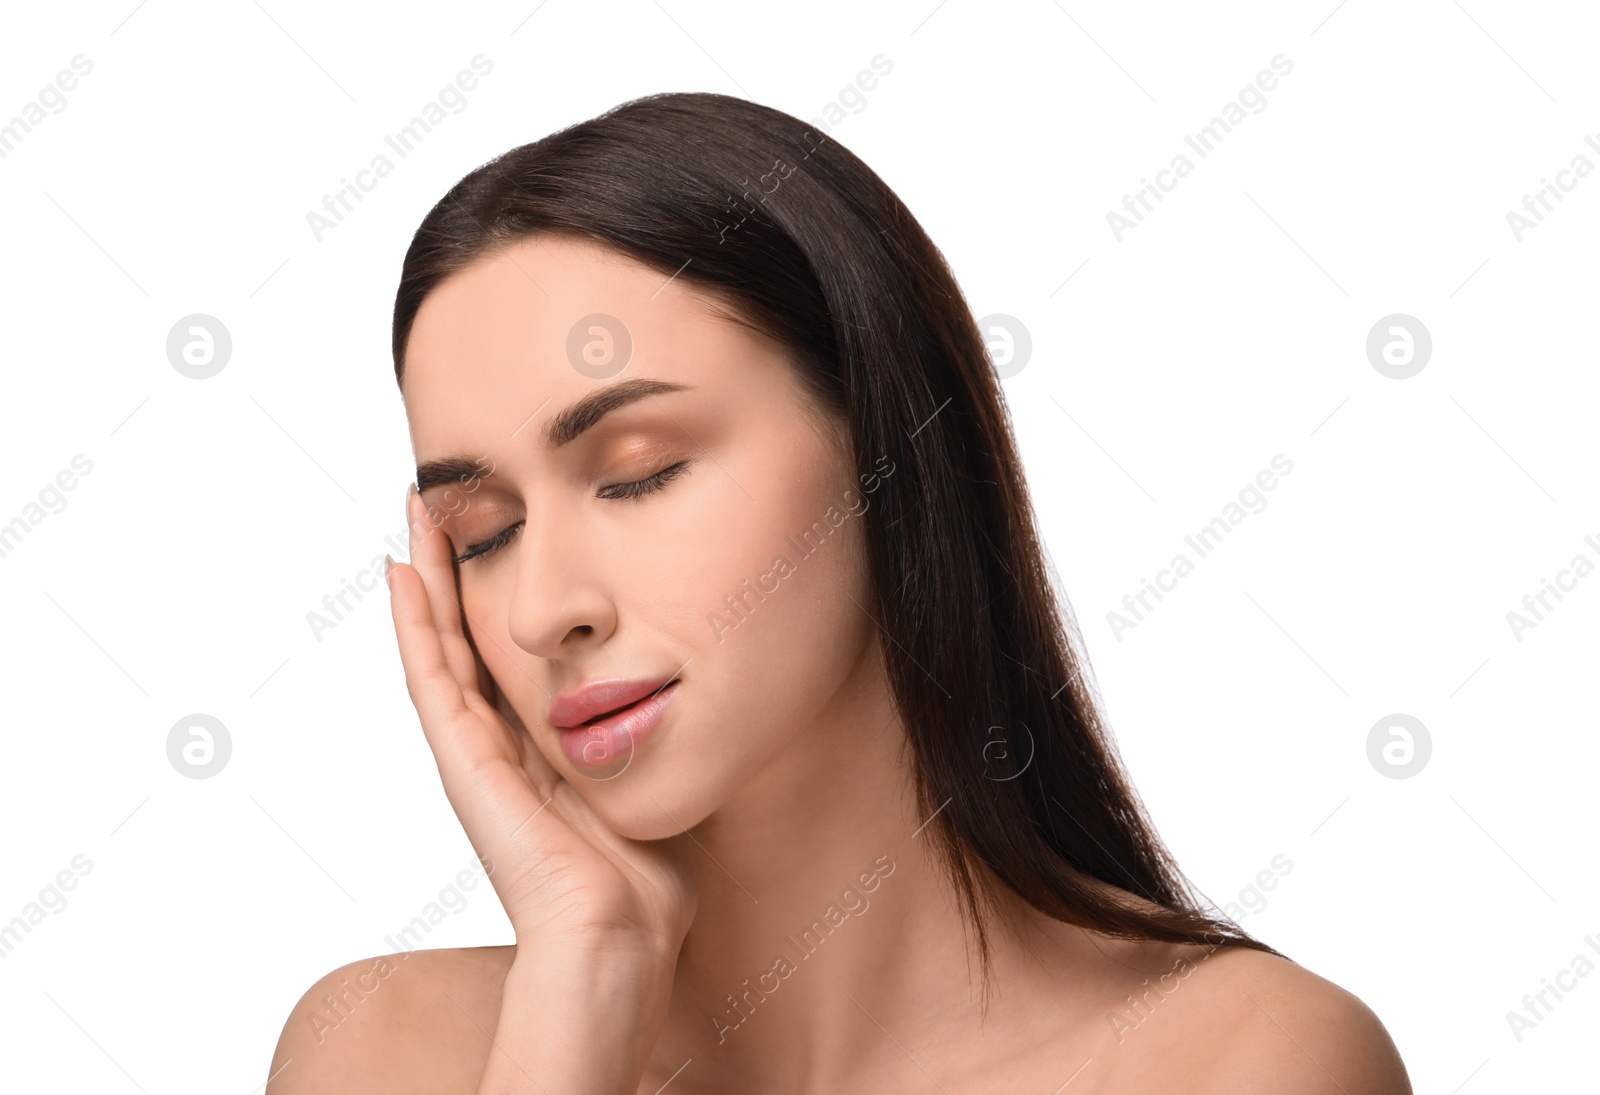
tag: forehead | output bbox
[400,233,760,452]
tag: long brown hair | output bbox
[392,91,1285,1001]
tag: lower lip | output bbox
[557,680,680,768]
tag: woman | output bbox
[269,92,1411,1093]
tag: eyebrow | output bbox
[414,377,691,493]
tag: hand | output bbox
[386,484,697,965]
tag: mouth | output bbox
[578,679,678,725]
[555,679,681,769]
[549,674,681,729]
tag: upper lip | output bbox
[548,675,678,729]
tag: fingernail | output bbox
[384,553,395,589]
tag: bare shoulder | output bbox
[266,944,517,1094]
[1027,874,1411,1094]
[1182,946,1413,1094]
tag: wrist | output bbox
[514,922,682,977]
[508,938,675,1004]
[473,945,675,1095]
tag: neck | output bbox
[650,640,1100,1087]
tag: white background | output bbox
[1,0,1595,1090]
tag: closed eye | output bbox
[596,459,691,501]
[452,461,693,565]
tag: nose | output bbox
[504,515,616,659]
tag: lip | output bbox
[549,675,679,729]
[556,679,679,768]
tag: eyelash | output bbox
[452,461,692,565]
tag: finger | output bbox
[454,587,562,786]
[406,485,481,693]
[388,555,558,807]
[387,554,646,934]
[463,648,621,861]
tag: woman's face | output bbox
[400,233,878,839]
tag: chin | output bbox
[584,782,710,843]
[548,729,706,839]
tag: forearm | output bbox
[475,949,674,1095]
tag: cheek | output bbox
[666,426,873,679]
[459,584,513,676]
[587,423,840,646]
